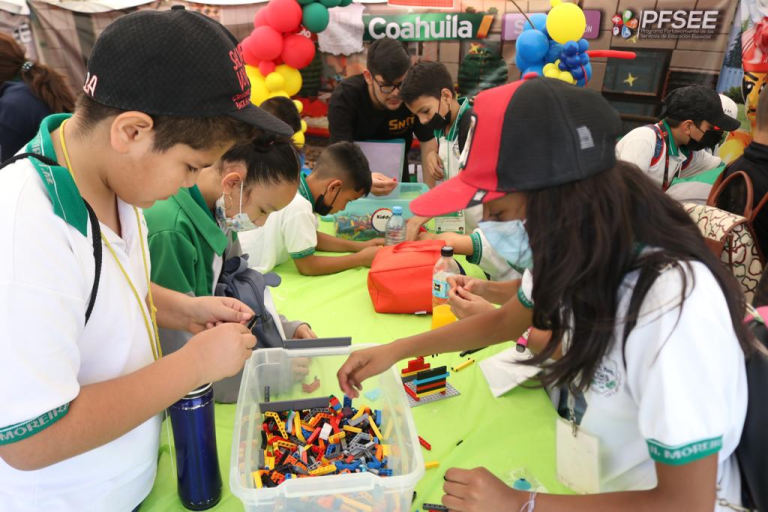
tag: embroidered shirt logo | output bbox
[591,359,621,397]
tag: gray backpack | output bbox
[213,255,284,402]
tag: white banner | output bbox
[0,0,30,14]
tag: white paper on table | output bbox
[355,139,405,181]
[318,4,365,56]
[479,347,541,398]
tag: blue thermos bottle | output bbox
[169,383,222,510]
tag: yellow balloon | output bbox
[293,130,305,148]
[543,63,556,73]
[245,65,269,106]
[300,119,307,132]
[544,67,560,78]
[265,72,285,93]
[546,2,587,44]
[559,71,575,84]
[717,138,747,165]
[293,99,304,114]
[275,64,303,97]
[269,90,290,99]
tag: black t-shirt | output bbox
[0,81,51,162]
[724,141,768,257]
[327,74,434,180]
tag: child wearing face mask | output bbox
[337,77,756,512]
[145,134,317,363]
[616,85,740,191]
[398,61,516,283]
[238,141,384,276]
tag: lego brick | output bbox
[451,359,475,372]
[415,366,448,381]
[416,380,448,393]
[419,436,432,450]
[260,397,330,413]
[413,373,449,386]
[423,503,448,511]
[283,337,352,349]
[405,382,460,408]
[363,388,381,401]
[425,460,440,469]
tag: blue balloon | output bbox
[571,67,585,80]
[558,61,568,71]
[577,38,589,53]
[522,64,545,76]
[579,53,590,66]
[577,62,593,86]
[546,43,563,63]
[516,29,549,62]
[515,53,536,72]
[523,13,549,37]
[565,56,581,69]
[564,41,579,56]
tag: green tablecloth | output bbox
[142,222,572,511]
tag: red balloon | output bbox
[253,7,269,28]
[249,26,284,62]
[259,60,276,76]
[241,36,260,66]
[281,34,315,69]
[266,0,303,33]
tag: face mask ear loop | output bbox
[239,179,245,215]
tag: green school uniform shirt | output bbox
[145,185,228,298]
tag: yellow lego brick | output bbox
[417,387,447,398]
[265,411,288,439]
[382,444,390,457]
[425,460,440,469]
[309,464,337,476]
[343,425,362,434]
[329,431,347,444]
[451,359,475,372]
[351,408,365,421]
[295,421,305,442]
[252,471,265,489]
[368,416,383,440]
[275,440,297,451]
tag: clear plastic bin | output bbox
[230,345,424,512]
[327,183,429,241]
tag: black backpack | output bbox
[1,153,101,324]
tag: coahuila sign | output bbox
[363,13,494,41]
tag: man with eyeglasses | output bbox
[328,38,436,195]
[616,85,740,191]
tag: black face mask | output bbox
[314,187,340,216]
[686,128,724,152]
[424,99,452,132]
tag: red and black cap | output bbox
[84,6,292,136]
[411,76,622,218]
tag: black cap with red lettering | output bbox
[83,6,292,135]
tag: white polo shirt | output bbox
[616,122,722,188]
[238,173,318,273]
[517,261,746,508]
[0,115,160,511]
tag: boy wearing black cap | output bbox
[616,85,741,190]
[0,8,292,510]
[328,38,436,195]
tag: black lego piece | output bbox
[423,504,449,512]
[416,366,448,381]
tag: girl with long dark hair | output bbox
[337,77,756,511]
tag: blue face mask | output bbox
[478,219,533,272]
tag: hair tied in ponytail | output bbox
[21,61,34,73]
[252,134,278,153]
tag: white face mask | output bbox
[215,180,258,233]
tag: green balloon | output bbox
[320,0,341,7]
[297,0,313,5]
[302,3,330,33]
[339,0,353,6]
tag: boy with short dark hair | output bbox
[239,141,384,275]
[0,8,291,510]
[328,38,436,195]
[399,61,515,282]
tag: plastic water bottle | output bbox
[385,206,406,246]
[432,246,460,309]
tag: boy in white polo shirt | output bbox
[616,85,740,190]
[0,8,293,511]
[239,141,383,275]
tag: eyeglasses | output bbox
[373,77,402,94]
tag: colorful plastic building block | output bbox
[423,504,448,511]
[451,359,475,372]
[302,376,321,394]
[363,388,381,402]
[425,461,440,469]
[418,436,431,450]
[401,356,431,377]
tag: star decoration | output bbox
[624,73,638,87]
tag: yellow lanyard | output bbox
[59,120,161,361]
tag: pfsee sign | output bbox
[639,10,720,40]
